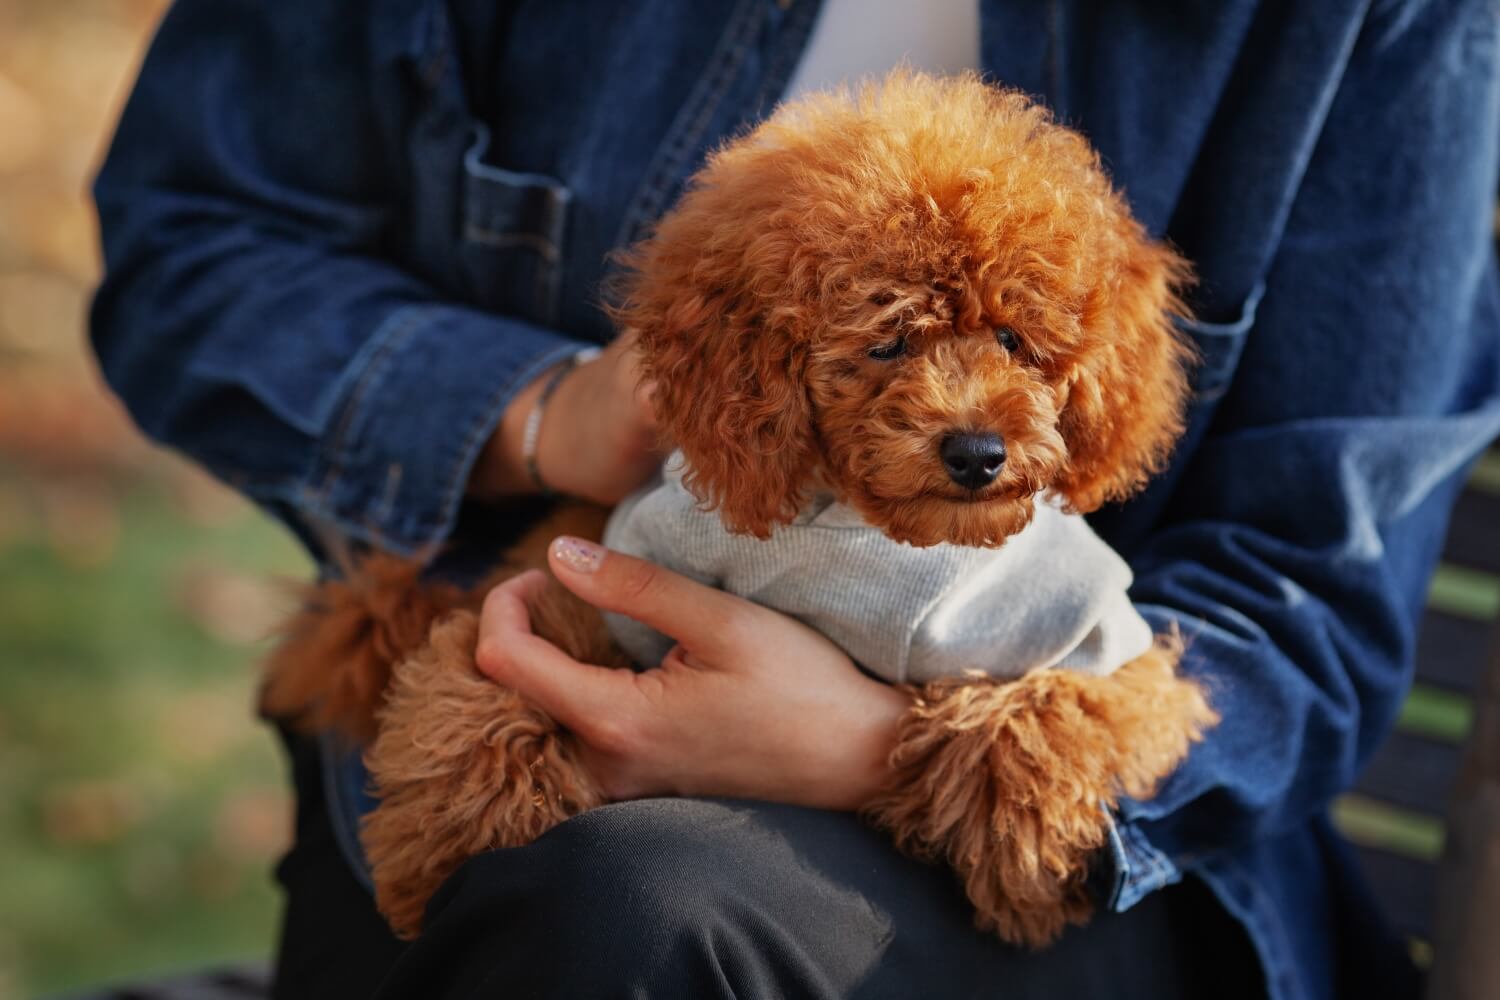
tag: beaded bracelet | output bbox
[522,346,602,495]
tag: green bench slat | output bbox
[1464,446,1500,497]
[1396,684,1474,744]
[1353,449,1499,945]
[1426,563,1500,622]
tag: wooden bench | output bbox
[1336,445,1500,967]
[62,447,1500,998]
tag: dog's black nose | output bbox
[940,432,1006,489]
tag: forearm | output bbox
[91,221,582,554]
[1113,407,1497,864]
[1099,0,1500,902]
[90,0,586,554]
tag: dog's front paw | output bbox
[862,643,1215,948]
[361,610,604,939]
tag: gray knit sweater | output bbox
[602,455,1152,683]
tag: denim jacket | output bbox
[91,3,1500,998]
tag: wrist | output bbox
[814,680,911,811]
[470,347,603,501]
[468,366,556,500]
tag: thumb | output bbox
[547,536,746,659]
[473,570,642,737]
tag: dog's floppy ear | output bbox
[1052,237,1194,513]
[631,302,818,538]
[610,128,825,537]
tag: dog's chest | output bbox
[602,463,1153,683]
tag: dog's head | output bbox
[615,72,1193,547]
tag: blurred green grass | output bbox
[0,463,309,998]
[0,1,325,994]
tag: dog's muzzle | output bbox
[939,431,1006,490]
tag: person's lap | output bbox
[271,732,1265,1000]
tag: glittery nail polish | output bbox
[551,535,603,573]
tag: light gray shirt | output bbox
[602,455,1153,683]
[781,0,979,102]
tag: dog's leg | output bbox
[861,640,1217,948]
[361,575,630,939]
[261,501,614,746]
[261,555,469,745]
[260,499,623,937]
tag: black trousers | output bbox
[271,732,1266,1000]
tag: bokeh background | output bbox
[2,3,1496,999]
[0,2,310,996]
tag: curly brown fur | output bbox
[616,71,1193,546]
[611,78,1215,942]
[261,501,619,934]
[269,72,1215,946]
[261,502,611,745]
[261,555,469,744]
[862,640,1217,947]
[362,587,628,938]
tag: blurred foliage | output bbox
[0,1,311,996]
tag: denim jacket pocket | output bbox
[1177,280,1263,404]
[457,123,572,327]
[1089,280,1266,552]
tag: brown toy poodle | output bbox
[263,71,1217,949]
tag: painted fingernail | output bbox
[551,535,603,574]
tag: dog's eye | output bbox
[867,337,908,361]
[995,327,1021,352]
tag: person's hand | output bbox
[469,333,664,504]
[474,537,911,810]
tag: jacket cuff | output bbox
[1090,601,1201,910]
[1095,814,1185,911]
[301,303,585,554]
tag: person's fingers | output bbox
[478,569,550,636]
[547,537,752,658]
[474,570,643,738]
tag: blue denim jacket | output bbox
[91,2,1500,997]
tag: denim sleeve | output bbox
[89,0,584,556]
[1102,1,1500,909]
